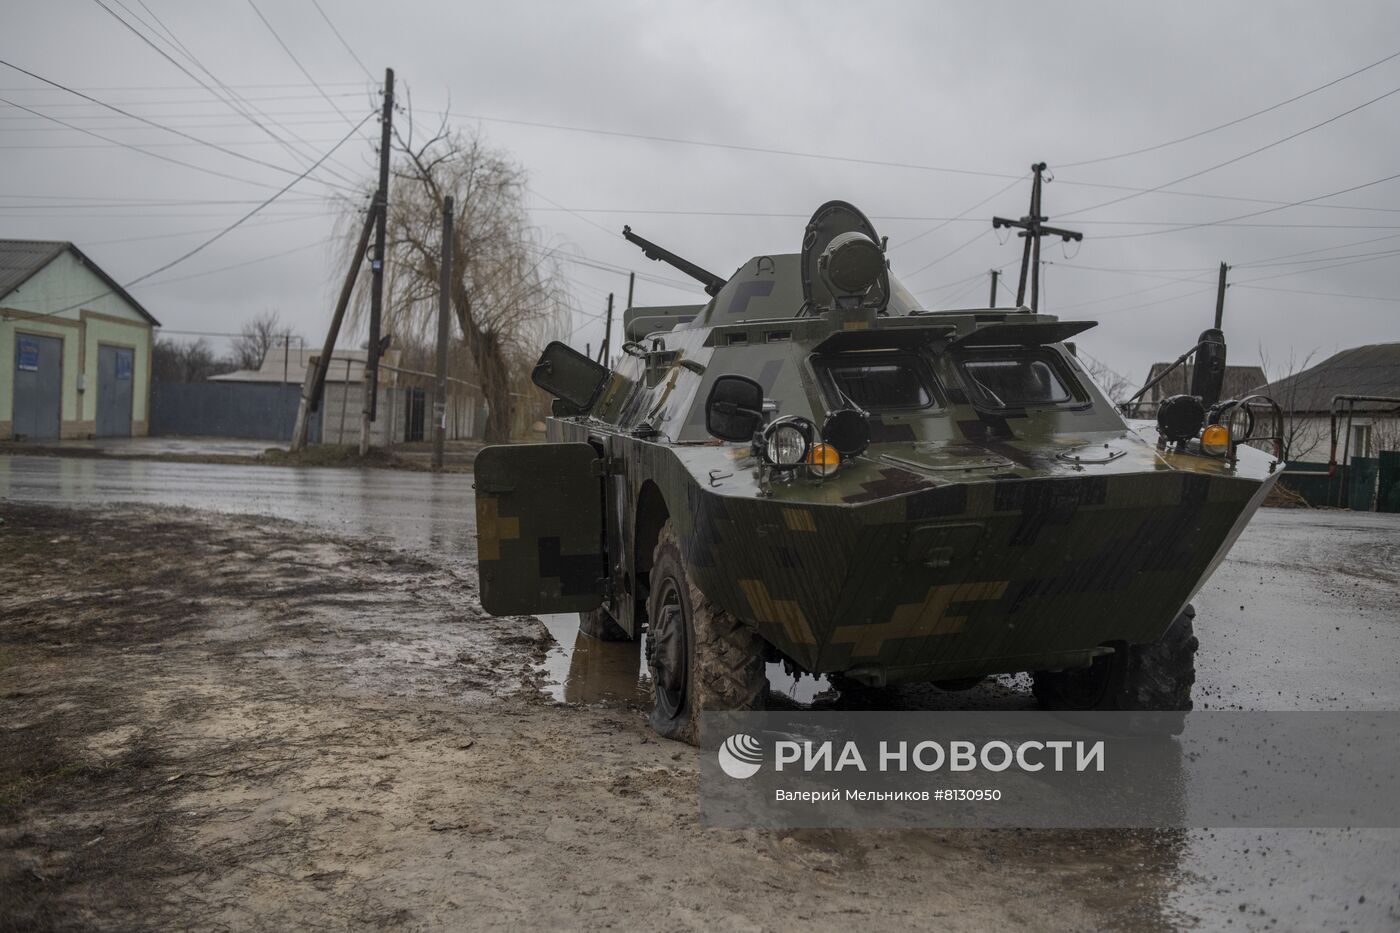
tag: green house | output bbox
[1,240,160,440]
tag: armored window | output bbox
[956,351,1080,408]
[815,352,940,411]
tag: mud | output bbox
[3,502,1197,933]
[3,471,1399,931]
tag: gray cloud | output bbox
[5,0,1399,387]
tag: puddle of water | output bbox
[536,613,831,707]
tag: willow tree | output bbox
[345,122,570,442]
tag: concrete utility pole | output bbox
[360,67,394,456]
[988,268,1000,307]
[1214,261,1229,330]
[597,293,614,365]
[290,200,379,452]
[993,162,1082,313]
[433,196,454,471]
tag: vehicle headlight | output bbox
[766,424,809,467]
[762,418,813,469]
[1224,404,1254,442]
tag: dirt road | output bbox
[2,503,1203,932]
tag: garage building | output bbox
[1,240,159,440]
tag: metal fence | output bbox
[150,381,319,443]
[1278,453,1399,511]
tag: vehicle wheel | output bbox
[646,520,767,744]
[1031,605,1198,711]
[578,606,632,641]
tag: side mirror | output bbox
[704,375,765,442]
[532,341,610,410]
[1191,328,1227,407]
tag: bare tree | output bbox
[152,338,229,383]
[1258,347,1321,461]
[231,310,289,371]
[343,119,571,442]
[1079,353,1135,405]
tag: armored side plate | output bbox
[474,443,605,615]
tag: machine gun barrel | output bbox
[623,225,727,297]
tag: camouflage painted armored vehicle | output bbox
[473,202,1283,743]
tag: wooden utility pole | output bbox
[1214,261,1229,330]
[360,66,394,456]
[597,293,614,365]
[993,162,1082,313]
[290,200,379,452]
[988,269,1000,307]
[626,271,635,310]
[432,196,454,472]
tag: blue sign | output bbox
[116,350,133,380]
[17,337,40,371]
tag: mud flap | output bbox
[474,443,606,615]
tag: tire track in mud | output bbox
[1,503,1183,933]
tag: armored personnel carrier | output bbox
[473,201,1282,743]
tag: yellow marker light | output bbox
[1200,424,1230,456]
[807,443,840,478]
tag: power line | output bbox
[0,81,367,92]
[441,106,1392,214]
[889,175,1026,252]
[0,90,364,107]
[85,0,339,182]
[1232,282,1400,303]
[77,212,332,246]
[0,56,361,193]
[130,113,369,288]
[246,0,359,131]
[127,0,369,191]
[1095,168,1400,240]
[0,94,290,191]
[39,112,372,317]
[311,0,375,81]
[1061,48,1400,168]
[1059,83,1400,219]
[904,229,994,286]
[137,235,333,289]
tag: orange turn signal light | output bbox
[1200,424,1230,456]
[807,443,840,478]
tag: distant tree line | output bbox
[153,311,300,383]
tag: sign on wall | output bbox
[17,337,40,371]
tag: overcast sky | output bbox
[5,0,1400,387]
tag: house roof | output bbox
[1253,343,1400,413]
[0,239,160,326]
[210,346,397,385]
[1142,362,1268,402]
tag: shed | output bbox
[1,240,159,440]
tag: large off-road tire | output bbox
[1031,605,1198,711]
[578,606,632,642]
[646,520,767,744]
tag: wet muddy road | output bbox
[3,454,1399,930]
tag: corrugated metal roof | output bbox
[0,239,68,299]
[0,238,159,325]
[1253,343,1400,413]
